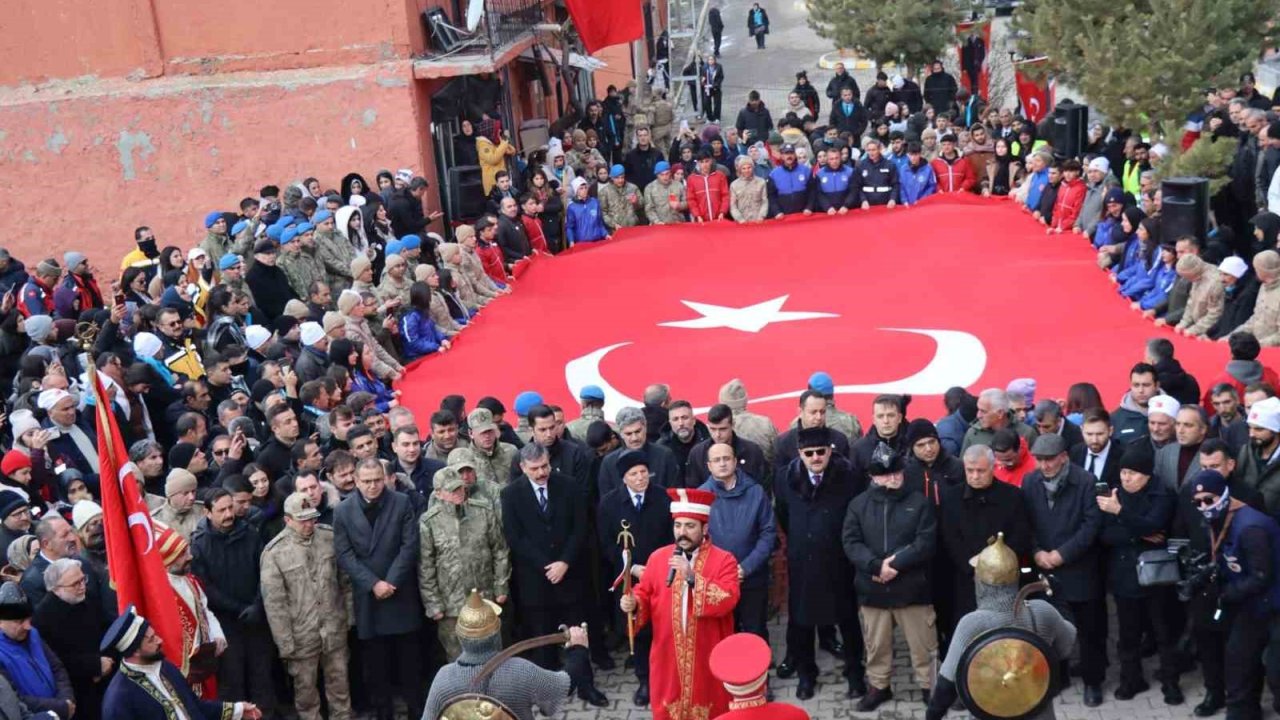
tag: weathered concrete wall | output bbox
[0,0,425,86]
[0,62,435,268]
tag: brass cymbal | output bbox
[962,635,1053,719]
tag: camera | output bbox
[1176,544,1218,603]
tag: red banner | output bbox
[954,20,991,100]
[565,0,644,54]
[92,369,184,665]
[1014,57,1054,124]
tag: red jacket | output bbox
[1050,177,1087,231]
[476,241,507,285]
[519,214,550,254]
[686,171,731,221]
[993,439,1035,488]
[930,154,977,193]
[1202,364,1280,416]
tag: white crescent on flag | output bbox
[119,462,155,554]
[565,328,988,420]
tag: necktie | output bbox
[634,494,644,512]
[537,486,548,513]
[1087,454,1098,477]
[812,473,823,487]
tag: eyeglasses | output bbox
[211,448,229,457]
[57,577,88,589]
[801,448,829,458]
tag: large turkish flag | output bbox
[399,195,1261,427]
[565,0,645,54]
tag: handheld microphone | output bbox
[666,546,682,587]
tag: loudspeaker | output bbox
[423,9,466,54]
[448,165,486,220]
[1161,177,1210,243]
[1051,102,1088,159]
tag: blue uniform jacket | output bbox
[767,163,813,216]
[899,161,938,205]
[811,165,856,212]
[565,197,607,244]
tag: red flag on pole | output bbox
[954,20,992,100]
[1014,57,1054,124]
[90,368,184,665]
[565,0,644,54]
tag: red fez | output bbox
[710,633,771,697]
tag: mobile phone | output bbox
[1094,481,1111,497]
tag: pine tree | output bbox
[805,0,958,71]
[1014,0,1277,131]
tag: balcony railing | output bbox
[429,0,544,61]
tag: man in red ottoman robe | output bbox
[621,488,740,720]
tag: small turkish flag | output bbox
[90,368,184,665]
[1015,58,1053,124]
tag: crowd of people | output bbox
[0,34,1275,720]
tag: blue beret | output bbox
[204,211,224,229]
[265,223,285,241]
[231,220,248,236]
[385,239,403,256]
[401,234,422,250]
[654,161,671,174]
[808,371,834,395]
[610,164,626,178]
[312,209,334,224]
[218,254,243,271]
[295,222,315,235]
[280,226,300,245]
[579,384,605,401]
[514,391,544,417]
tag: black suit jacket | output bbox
[597,485,673,582]
[501,472,588,609]
[1069,442,1121,489]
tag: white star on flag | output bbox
[658,295,839,333]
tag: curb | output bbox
[817,50,896,72]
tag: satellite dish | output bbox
[466,0,485,32]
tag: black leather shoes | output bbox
[796,677,816,701]
[633,685,649,707]
[1114,679,1148,700]
[1194,691,1224,716]
[1083,684,1103,707]
[845,674,867,699]
[579,686,609,707]
[776,659,796,679]
[1162,683,1183,706]
[856,686,893,712]
[818,636,844,656]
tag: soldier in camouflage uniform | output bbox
[564,386,609,442]
[279,225,327,300]
[260,493,351,720]
[460,408,518,488]
[217,254,257,310]
[649,90,676,152]
[200,212,233,267]
[446,448,503,512]
[803,371,862,441]
[597,166,641,231]
[418,467,510,660]
[642,162,687,225]
[311,210,355,294]
[718,378,780,464]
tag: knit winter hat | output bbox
[337,289,362,315]
[244,325,271,351]
[456,225,476,242]
[718,378,749,412]
[1119,441,1155,476]
[438,243,461,263]
[71,500,103,531]
[0,491,27,519]
[1254,250,1280,275]
[62,252,87,272]
[1,451,30,477]
[0,582,31,621]
[1175,254,1205,275]
[350,255,372,278]
[1220,256,1249,279]
[322,311,345,334]
[299,322,325,347]
[23,315,53,343]
[283,299,310,320]
[8,411,39,445]
[165,468,199,497]
[133,332,163,358]
[415,264,437,282]
[167,442,198,470]
[904,418,940,446]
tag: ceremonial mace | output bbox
[617,520,636,656]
